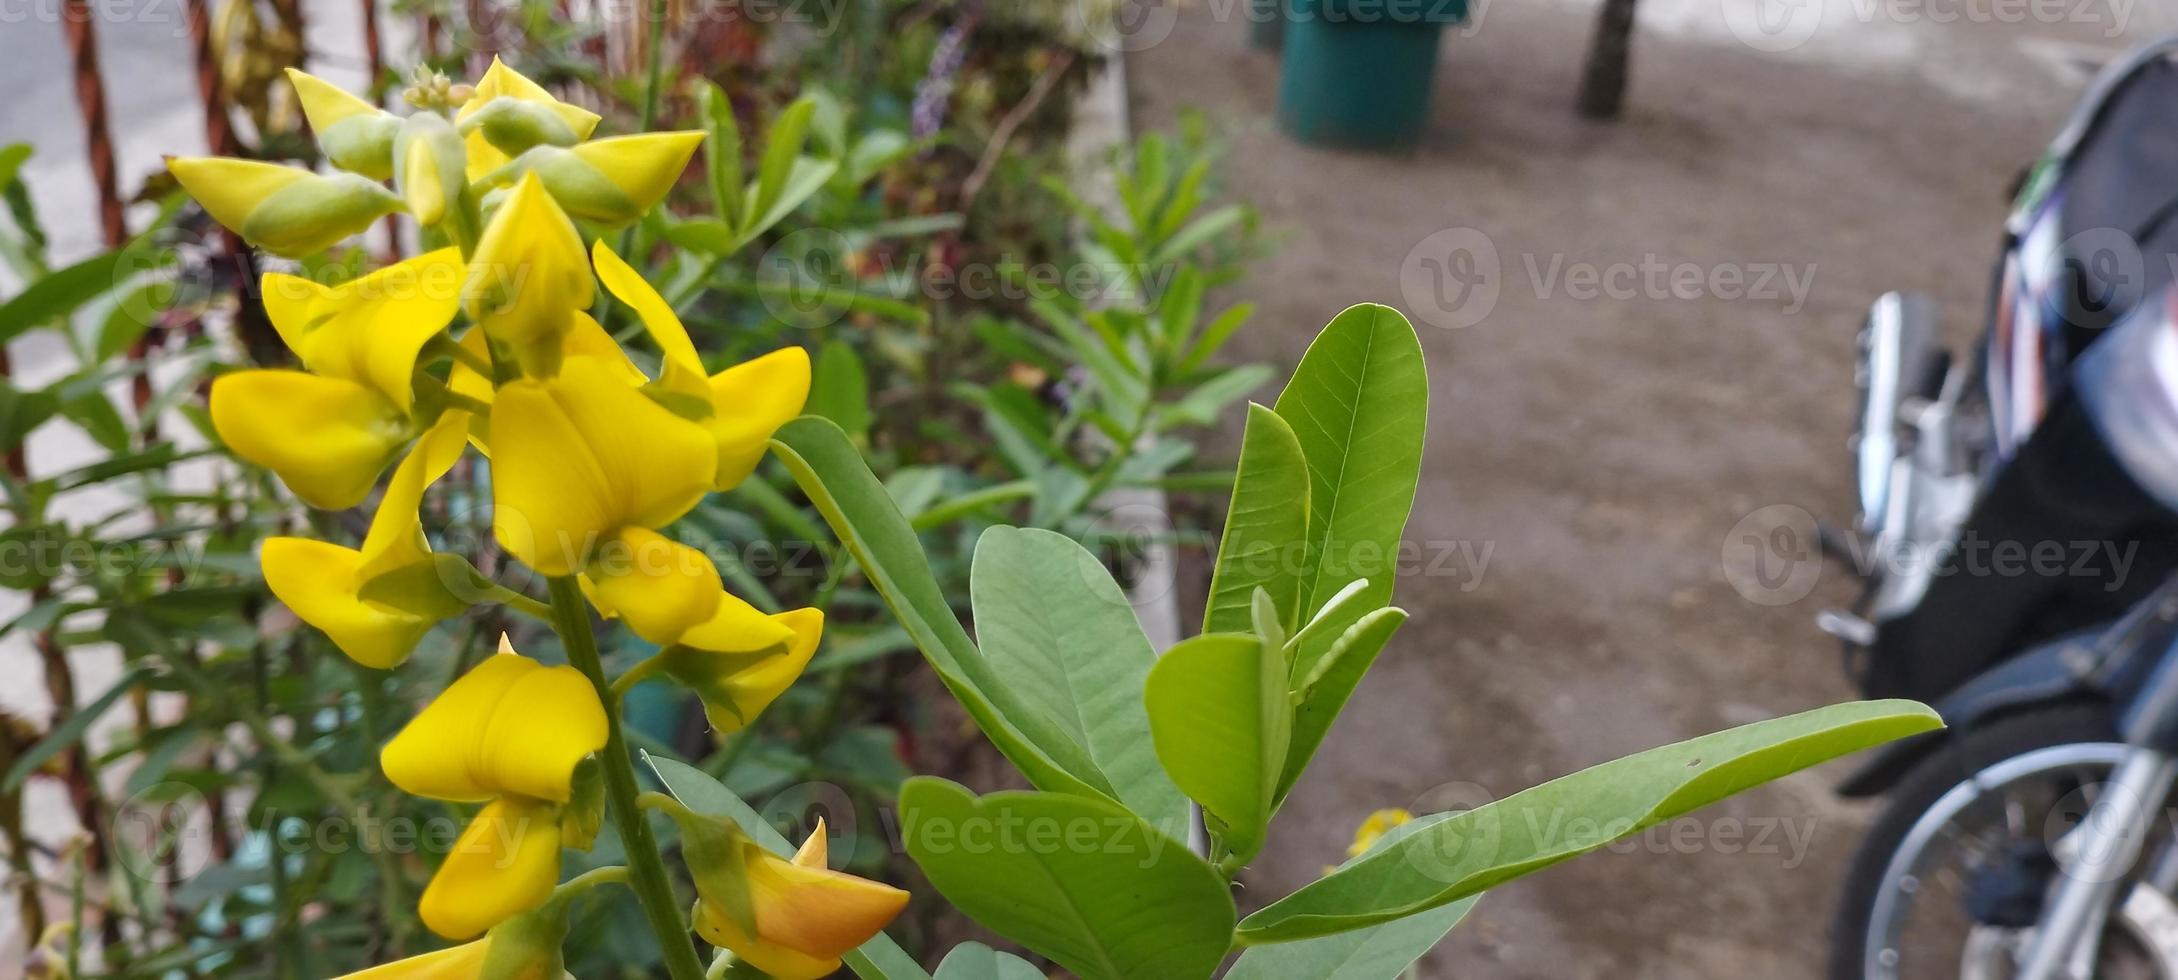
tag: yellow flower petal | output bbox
[695,826,908,979]
[358,411,471,580]
[465,173,591,367]
[590,240,707,398]
[705,348,810,491]
[568,132,704,221]
[263,537,433,670]
[259,271,338,355]
[489,357,715,576]
[167,157,310,239]
[419,798,564,940]
[286,67,380,128]
[294,248,466,410]
[332,937,490,979]
[474,659,608,804]
[380,649,605,803]
[382,653,534,802]
[209,369,408,510]
[662,607,817,734]
[458,57,602,180]
[585,527,722,644]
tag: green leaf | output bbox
[1226,813,1473,980]
[808,340,872,440]
[971,526,1189,839]
[662,217,738,256]
[0,382,59,452]
[1143,633,1288,864]
[1272,304,1427,682]
[1279,608,1406,804]
[699,83,746,232]
[740,157,840,247]
[1177,303,1254,376]
[644,754,934,980]
[752,97,816,223]
[1235,700,1945,944]
[1159,364,1273,430]
[0,238,171,343]
[5,663,153,792]
[933,943,1044,980]
[1202,404,1309,636]
[900,778,1233,980]
[769,417,1105,799]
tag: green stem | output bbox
[546,576,708,980]
[608,656,665,702]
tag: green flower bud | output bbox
[486,132,703,229]
[287,68,399,180]
[393,112,469,228]
[169,157,401,257]
[460,96,582,159]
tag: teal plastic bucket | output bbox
[1277,0,1466,150]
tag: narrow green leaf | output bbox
[740,157,840,247]
[933,943,1043,980]
[1226,813,1473,980]
[769,417,1105,799]
[972,527,1189,839]
[901,778,1233,980]
[0,382,60,452]
[700,83,746,232]
[1236,700,1944,944]
[5,664,153,792]
[0,238,171,343]
[808,341,872,440]
[1273,304,1427,682]
[645,754,934,980]
[1144,633,1288,864]
[1177,302,1255,376]
[662,217,738,256]
[1203,404,1309,635]
[1278,608,1407,804]
[749,97,816,227]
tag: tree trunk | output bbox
[1576,0,1639,120]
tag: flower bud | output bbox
[463,172,591,367]
[656,806,906,980]
[286,67,398,180]
[457,57,602,179]
[168,157,401,257]
[394,112,469,228]
[461,96,582,159]
[490,132,703,228]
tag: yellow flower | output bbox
[456,57,601,180]
[334,938,489,978]
[263,412,471,669]
[381,644,607,939]
[652,606,818,734]
[167,157,400,257]
[464,173,592,373]
[394,112,470,229]
[489,355,731,637]
[334,884,573,979]
[286,67,398,180]
[592,241,810,489]
[490,132,704,228]
[210,248,465,508]
[1346,808,1413,859]
[688,820,909,980]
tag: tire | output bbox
[1828,704,2121,980]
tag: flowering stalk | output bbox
[547,575,709,980]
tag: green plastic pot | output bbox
[1277,0,1467,150]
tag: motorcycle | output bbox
[1825,35,2178,980]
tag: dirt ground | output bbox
[1126,3,2145,976]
